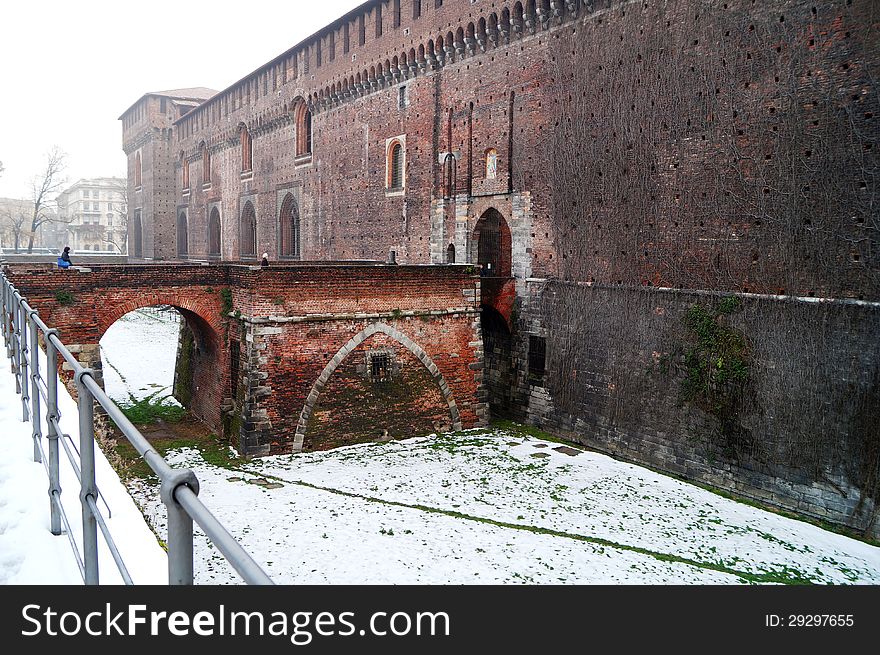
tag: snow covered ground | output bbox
[3,308,879,585]
[100,307,181,404]
[0,338,167,584]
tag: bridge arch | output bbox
[295,322,462,450]
[96,291,224,343]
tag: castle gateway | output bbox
[120,0,879,537]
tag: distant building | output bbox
[56,178,127,253]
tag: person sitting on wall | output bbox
[261,252,270,268]
[57,247,72,270]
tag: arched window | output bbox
[134,152,142,188]
[177,212,188,256]
[446,243,456,263]
[294,99,312,158]
[201,143,211,184]
[485,148,498,179]
[132,209,143,257]
[240,125,252,172]
[387,139,404,189]
[279,193,301,259]
[240,201,257,258]
[208,207,221,257]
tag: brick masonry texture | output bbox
[110,0,879,535]
[4,264,486,456]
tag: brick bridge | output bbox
[4,263,487,456]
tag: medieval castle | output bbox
[116,0,878,537]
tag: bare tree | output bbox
[104,180,128,254]
[27,147,68,253]
[0,200,30,252]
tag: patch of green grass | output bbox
[114,430,244,482]
[118,392,186,425]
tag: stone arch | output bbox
[472,207,512,278]
[295,322,462,450]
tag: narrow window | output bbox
[160,97,167,113]
[359,15,366,45]
[398,86,407,109]
[388,141,404,189]
[413,0,422,19]
[202,143,211,184]
[447,243,456,263]
[240,126,252,172]
[329,31,335,61]
[316,39,322,67]
[376,4,383,38]
[394,0,401,27]
[134,152,142,188]
[344,23,350,53]
[528,336,546,384]
[181,155,190,190]
[294,100,312,158]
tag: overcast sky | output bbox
[0,0,363,199]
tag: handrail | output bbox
[0,269,273,585]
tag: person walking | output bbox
[261,252,270,268]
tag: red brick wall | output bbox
[4,263,486,456]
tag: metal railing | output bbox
[0,270,273,585]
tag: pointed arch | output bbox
[292,97,312,157]
[207,206,221,257]
[279,192,301,259]
[177,211,188,257]
[239,200,257,258]
[295,322,462,450]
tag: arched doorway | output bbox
[132,210,143,258]
[481,305,513,418]
[207,207,221,258]
[240,201,256,259]
[279,193,301,259]
[473,208,512,277]
[177,212,188,257]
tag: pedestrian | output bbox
[261,252,269,268]
[57,246,72,270]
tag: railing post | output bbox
[19,295,30,423]
[46,331,62,536]
[161,469,199,585]
[28,310,42,463]
[1,278,8,353]
[11,290,21,394]
[76,369,99,585]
